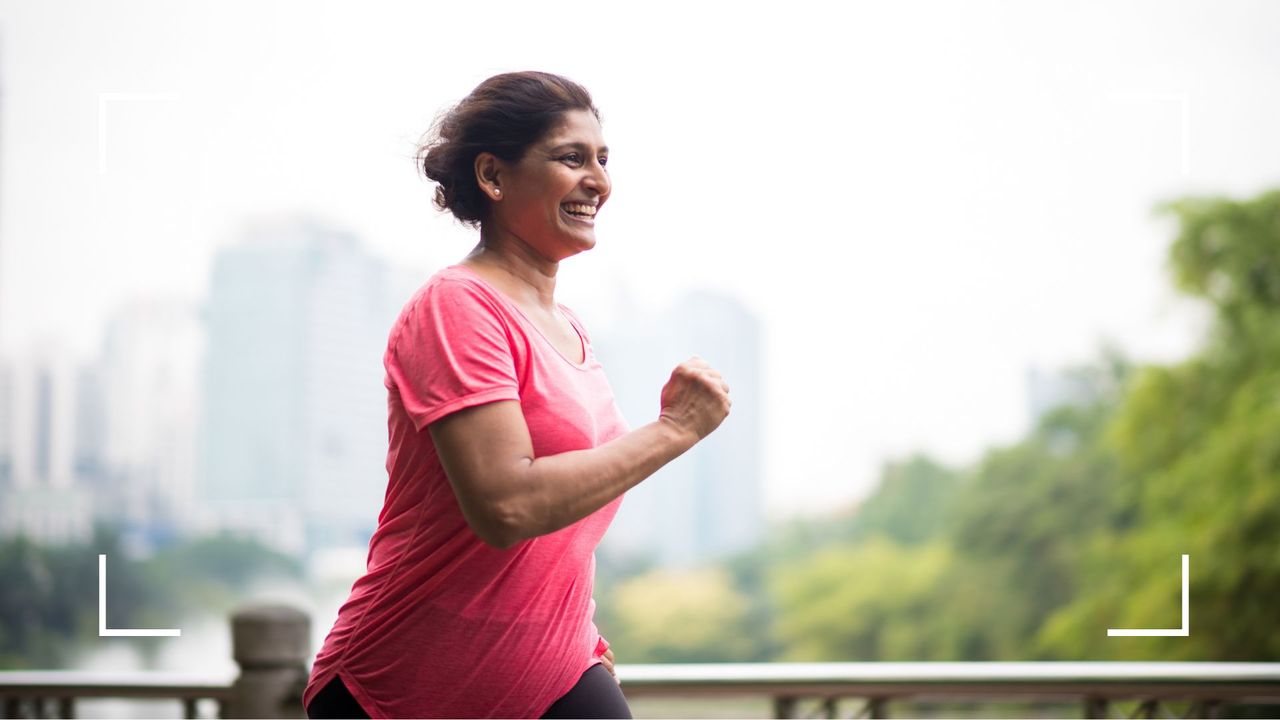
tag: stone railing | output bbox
[618,661,1280,718]
[0,605,308,719]
[3,606,1280,718]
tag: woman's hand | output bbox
[601,647,619,684]
[659,356,732,442]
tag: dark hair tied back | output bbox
[416,71,601,228]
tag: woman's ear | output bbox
[474,152,503,200]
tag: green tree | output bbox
[139,532,303,619]
[0,524,133,669]
[768,536,953,660]
[0,526,303,669]
[1038,189,1280,660]
[848,454,961,546]
[601,566,755,662]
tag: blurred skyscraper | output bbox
[0,362,10,491]
[95,298,204,552]
[0,344,95,543]
[593,288,763,568]
[196,216,416,557]
[0,50,99,543]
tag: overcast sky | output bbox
[2,0,1278,517]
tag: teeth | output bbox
[562,203,596,217]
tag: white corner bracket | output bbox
[1107,554,1190,637]
[98,554,182,637]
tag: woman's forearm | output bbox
[500,417,698,545]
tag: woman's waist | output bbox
[338,590,600,680]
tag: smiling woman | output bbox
[300,71,732,720]
[418,72,608,230]
[469,107,611,262]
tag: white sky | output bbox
[1,0,1278,517]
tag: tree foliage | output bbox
[602,187,1280,665]
[599,566,756,662]
[1037,191,1280,660]
[0,526,301,669]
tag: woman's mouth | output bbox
[560,203,597,226]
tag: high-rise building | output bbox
[73,364,108,489]
[95,298,204,550]
[0,344,94,543]
[197,216,416,556]
[0,361,12,491]
[593,288,764,568]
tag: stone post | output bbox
[226,605,311,719]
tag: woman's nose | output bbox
[584,159,610,197]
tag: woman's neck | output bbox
[463,239,559,312]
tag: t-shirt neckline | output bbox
[446,264,591,371]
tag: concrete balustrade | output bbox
[3,606,1280,718]
[226,604,311,719]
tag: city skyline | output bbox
[597,287,765,567]
[0,215,770,566]
[2,0,1278,515]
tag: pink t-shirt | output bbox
[303,264,630,719]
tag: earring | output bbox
[493,188,501,196]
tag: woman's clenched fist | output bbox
[658,355,731,442]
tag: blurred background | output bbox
[0,0,1277,715]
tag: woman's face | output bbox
[483,109,611,261]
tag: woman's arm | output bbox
[428,357,730,549]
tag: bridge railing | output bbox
[617,661,1280,718]
[1,604,308,719]
[2,606,1279,718]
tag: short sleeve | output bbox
[386,278,521,432]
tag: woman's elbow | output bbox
[468,499,528,550]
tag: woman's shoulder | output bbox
[401,265,507,316]
[385,266,515,349]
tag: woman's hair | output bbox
[416,71,601,228]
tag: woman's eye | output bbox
[560,153,607,167]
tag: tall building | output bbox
[95,297,204,550]
[197,216,415,556]
[0,344,95,543]
[0,361,12,491]
[593,288,764,568]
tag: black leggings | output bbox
[540,664,632,719]
[307,675,369,719]
[305,665,631,719]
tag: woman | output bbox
[302,71,732,719]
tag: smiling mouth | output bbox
[560,204,596,225]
